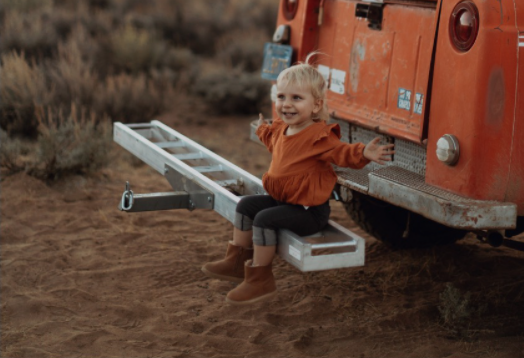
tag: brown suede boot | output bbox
[201,242,253,283]
[225,260,277,305]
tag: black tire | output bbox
[343,190,467,248]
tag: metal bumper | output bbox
[335,166,517,230]
[250,120,516,230]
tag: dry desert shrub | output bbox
[160,47,200,87]
[30,105,112,180]
[0,0,52,13]
[193,67,270,115]
[0,129,32,173]
[108,24,167,74]
[438,282,488,340]
[170,1,231,57]
[0,51,52,137]
[0,9,59,60]
[439,283,473,326]
[216,29,268,72]
[46,41,98,111]
[94,73,170,123]
[223,0,278,38]
[1,105,112,180]
[174,0,276,56]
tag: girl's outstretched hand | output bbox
[363,137,395,165]
[257,113,268,126]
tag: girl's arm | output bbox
[318,139,371,169]
[255,113,277,152]
[318,129,395,168]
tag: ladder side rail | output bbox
[151,120,267,196]
[114,122,241,222]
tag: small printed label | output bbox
[288,245,301,261]
[398,88,411,111]
[330,69,346,94]
[318,65,331,84]
[414,93,424,115]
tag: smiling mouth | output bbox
[282,112,297,118]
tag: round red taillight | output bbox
[449,1,479,52]
[282,0,299,21]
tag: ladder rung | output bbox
[194,165,223,173]
[173,152,204,160]
[127,123,153,129]
[215,179,238,187]
[156,141,186,149]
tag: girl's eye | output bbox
[277,95,285,100]
[293,96,302,100]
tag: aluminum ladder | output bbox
[113,120,365,272]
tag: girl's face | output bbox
[275,82,322,129]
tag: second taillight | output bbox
[449,1,479,52]
[282,0,299,20]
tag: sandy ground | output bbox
[2,111,524,358]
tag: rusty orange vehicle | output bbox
[261,0,524,247]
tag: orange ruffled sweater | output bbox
[256,119,370,207]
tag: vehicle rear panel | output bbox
[315,0,438,143]
[426,0,522,213]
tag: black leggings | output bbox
[234,195,330,246]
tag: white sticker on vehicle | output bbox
[288,245,301,261]
[330,69,346,94]
[318,65,331,84]
[270,84,278,102]
[414,93,424,115]
[398,88,411,111]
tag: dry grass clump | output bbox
[94,73,169,123]
[0,129,32,173]
[108,24,167,74]
[0,9,59,59]
[1,105,112,180]
[47,41,98,111]
[34,106,111,180]
[439,283,473,326]
[0,0,53,13]
[216,30,267,72]
[193,67,270,115]
[0,52,52,137]
[438,282,489,340]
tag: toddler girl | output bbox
[202,54,395,305]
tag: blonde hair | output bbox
[276,52,329,122]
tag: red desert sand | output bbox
[2,113,524,358]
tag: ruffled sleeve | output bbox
[256,118,284,153]
[316,124,371,169]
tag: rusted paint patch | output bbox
[349,40,366,93]
[486,67,505,127]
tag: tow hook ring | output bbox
[121,181,134,211]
